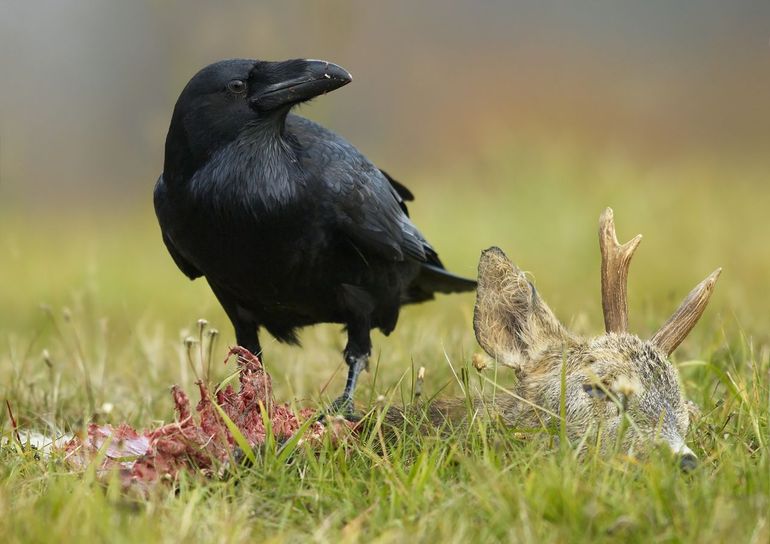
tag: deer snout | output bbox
[668,440,698,472]
[679,451,698,472]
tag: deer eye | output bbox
[227,79,246,94]
[583,383,612,401]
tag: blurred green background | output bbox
[1,0,768,410]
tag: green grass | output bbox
[1,143,769,543]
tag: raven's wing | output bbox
[154,175,203,280]
[379,169,414,216]
[288,116,431,263]
[162,232,202,279]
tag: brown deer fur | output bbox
[386,209,719,468]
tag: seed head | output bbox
[472,352,488,372]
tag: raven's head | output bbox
[164,58,352,181]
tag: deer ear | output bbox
[473,247,571,368]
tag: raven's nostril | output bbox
[679,452,698,472]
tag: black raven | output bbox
[154,58,476,412]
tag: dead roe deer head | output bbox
[473,208,720,470]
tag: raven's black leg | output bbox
[208,280,261,356]
[233,322,262,357]
[328,319,371,418]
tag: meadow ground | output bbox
[1,144,768,543]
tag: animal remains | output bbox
[414,208,720,470]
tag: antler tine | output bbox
[599,208,642,333]
[651,268,722,355]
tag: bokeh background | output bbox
[1,1,768,409]
[2,0,768,205]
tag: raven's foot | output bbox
[320,395,361,422]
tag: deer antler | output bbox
[599,208,642,333]
[651,268,722,355]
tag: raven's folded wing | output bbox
[154,175,203,280]
[162,232,202,280]
[379,169,414,216]
[328,162,430,262]
[290,115,432,263]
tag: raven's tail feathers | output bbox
[405,263,477,304]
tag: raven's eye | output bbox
[227,79,246,94]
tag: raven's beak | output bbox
[250,59,352,111]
